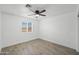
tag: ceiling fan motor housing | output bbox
[35,10,40,14]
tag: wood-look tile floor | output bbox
[1,39,78,55]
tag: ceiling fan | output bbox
[26,4,46,17]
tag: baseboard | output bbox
[40,37,76,50]
[75,49,79,52]
[2,38,39,49]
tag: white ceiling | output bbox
[0,4,77,17]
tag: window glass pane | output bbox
[22,22,27,32]
[28,22,32,32]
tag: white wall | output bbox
[77,5,79,52]
[39,11,77,49]
[0,11,2,51]
[2,12,39,48]
[78,17,79,52]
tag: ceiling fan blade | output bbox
[40,10,46,13]
[26,4,35,13]
[26,4,31,7]
[39,14,46,16]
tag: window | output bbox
[22,21,32,32]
